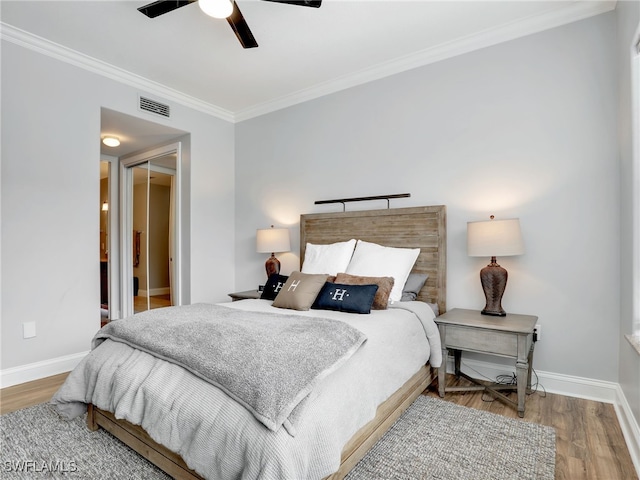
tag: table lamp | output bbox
[467,216,524,316]
[256,225,291,277]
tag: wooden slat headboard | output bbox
[300,205,447,314]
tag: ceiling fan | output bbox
[138,0,322,49]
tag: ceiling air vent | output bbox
[139,96,171,118]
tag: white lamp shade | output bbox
[256,227,291,254]
[467,218,524,257]
[199,0,233,18]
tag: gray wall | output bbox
[617,0,640,426]
[1,41,236,370]
[236,14,620,383]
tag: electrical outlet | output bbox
[23,321,36,339]
[534,323,541,341]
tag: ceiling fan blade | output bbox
[227,2,258,49]
[262,0,321,7]
[138,0,197,18]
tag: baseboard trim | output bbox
[149,287,171,296]
[614,383,640,476]
[447,356,640,476]
[0,351,89,388]
[446,356,620,401]
[136,287,170,298]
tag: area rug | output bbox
[1,396,555,479]
[345,396,556,480]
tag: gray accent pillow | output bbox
[272,272,330,311]
[400,273,429,301]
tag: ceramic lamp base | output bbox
[480,258,508,316]
[265,253,281,277]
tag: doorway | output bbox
[100,107,189,320]
[99,161,110,325]
[121,142,182,317]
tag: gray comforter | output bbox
[91,303,367,434]
[51,300,440,480]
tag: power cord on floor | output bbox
[529,368,547,398]
[496,373,517,385]
[457,360,546,403]
[455,361,507,403]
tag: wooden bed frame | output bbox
[87,204,447,480]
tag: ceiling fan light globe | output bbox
[199,0,233,19]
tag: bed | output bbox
[51,205,447,480]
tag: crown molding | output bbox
[0,22,235,123]
[1,1,617,123]
[234,0,617,121]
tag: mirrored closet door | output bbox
[121,143,181,317]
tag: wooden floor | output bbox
[1,372,70,415]
[101,294,172,327]
[1,372,637,479]
[133,293,172,313]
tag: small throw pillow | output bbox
[334,273,394,310]
[260,274,289,300]
[400,273,429,302]
[301,239,357,276]
[312,282,379,314]
[272,272,330,311]
[345,240,419,303]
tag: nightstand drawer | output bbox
[445,326,517,357]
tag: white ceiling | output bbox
[100,108,187,156]
[2,1,615,156]
[2,0,615,124]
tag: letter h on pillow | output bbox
[261,274,289,300]
[312,282,379,314]
[272,272,330,311]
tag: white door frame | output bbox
[120,142,182,317]
[632,25,640,334]
[99,154,121,320]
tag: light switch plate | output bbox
[23,321,36,338]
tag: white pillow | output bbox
[301,239,357,276]
[345,240,420,303]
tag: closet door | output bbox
[121,143,180,317]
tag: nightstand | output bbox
[228,290,261,301]
[435,308,537,417]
